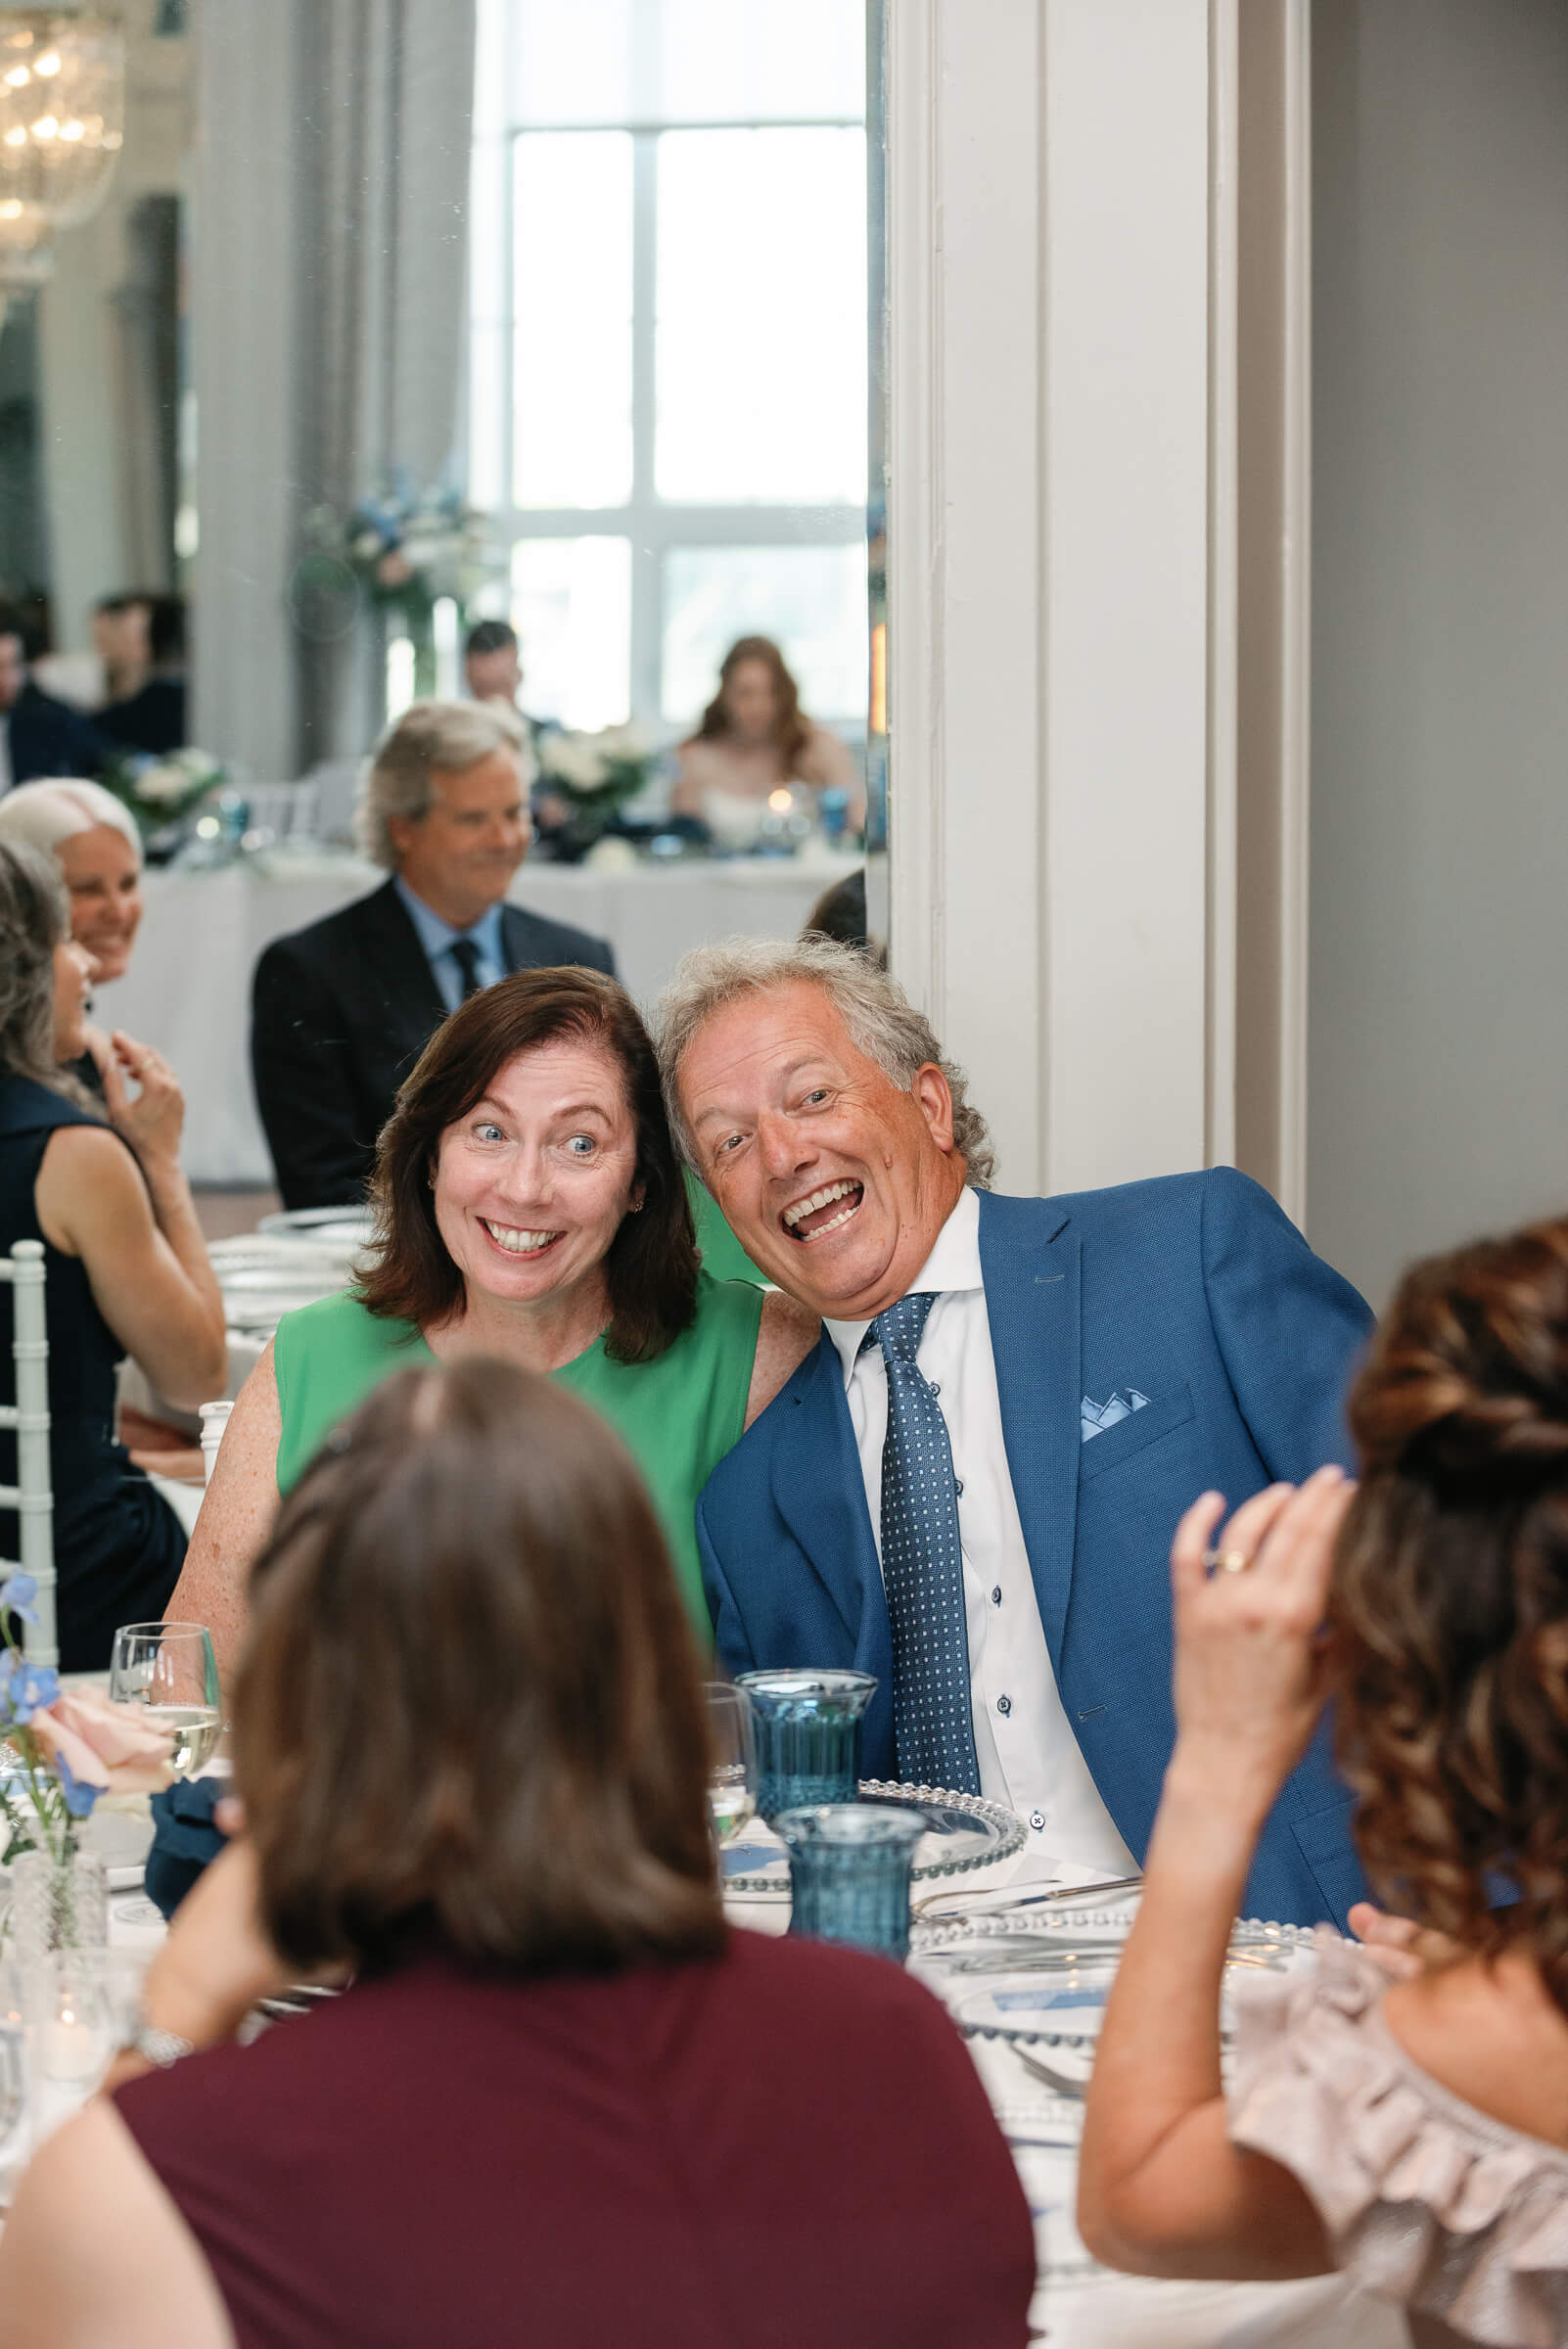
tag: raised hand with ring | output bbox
[1166,1466,1357,1796]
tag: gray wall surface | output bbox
[1309,0,1568,1310]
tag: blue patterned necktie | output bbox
[863,1292,981,1794]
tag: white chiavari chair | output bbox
[0,1239,54,1665]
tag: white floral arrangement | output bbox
[105,746,224,840]
[535,722,659,812]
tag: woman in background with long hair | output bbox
[671,633,863,847]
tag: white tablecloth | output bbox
[726,1854,1407,2349]
[103,849,859,1186]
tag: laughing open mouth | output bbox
[780,1179,864,1242]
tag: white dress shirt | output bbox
[825,1186,1136,1874]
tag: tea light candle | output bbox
[43,1997,104,2083]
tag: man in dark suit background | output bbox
[0,603,110,789]
[251,697,615,1209]
[97,593,187,756]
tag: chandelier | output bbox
[0,7,124,288]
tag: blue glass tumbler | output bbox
[736,1669,878,1823]
[775,1805,930,1961]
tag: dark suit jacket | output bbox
[698,1173,1376,1930]
[97,676,187,757]
[6,682,110,785]
[250,876,617,1209]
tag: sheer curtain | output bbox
[193,0,476,777]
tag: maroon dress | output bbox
[115,1927,1036,2348]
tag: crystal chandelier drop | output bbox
[0,7,124,289]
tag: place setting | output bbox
[709,1669,1025,1914]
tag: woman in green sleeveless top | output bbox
[170,971,817,1670]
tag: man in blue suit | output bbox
[657,939,1375,1929]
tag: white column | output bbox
[189,0,300,781]
[885,0,1306,1205]
[1039,0,1214,1193]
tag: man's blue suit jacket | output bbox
[697,1169,1376,1931]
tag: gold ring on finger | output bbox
[1202,1546,1254,1575]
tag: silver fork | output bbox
[1005,2042,1091,2100]
[911,1872,1143,1921]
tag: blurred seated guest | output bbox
[0,844,225,1668]
[92,589,153,703]
[251,699,615,1211]
[671,635,865,847]
[463,616,525,712]
[1079,1217,1568,2343]
[0,779,145,984]
[180,968,817,1669]
[0,1361,1036,2349]
[463,617,576,847]
[97,594,187,757]
[803,866,883,963]
[0,601,109,791]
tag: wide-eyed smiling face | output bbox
[432,1036,643,1319]
[677,981,966,1320]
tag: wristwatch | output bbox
[124,2010,195,2068]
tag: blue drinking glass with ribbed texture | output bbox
[775,1805,929,1961]
[736,1669,878,1823]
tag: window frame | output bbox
[470,7,868,731]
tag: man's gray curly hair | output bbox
[653,936,995,1187]
[355,698,532,870]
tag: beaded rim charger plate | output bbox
[949,1933,1305,2052]
[720,1779,1025,1897]
[911,1908,1313,1955]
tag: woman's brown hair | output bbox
[1333,1216,1568,2007]
[684,633,810,773]
[356,966,699,1361]
[234,1359,724,1977]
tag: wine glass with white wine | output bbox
[108,1622,222,1777]
[704,1681,758,1848]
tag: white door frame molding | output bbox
[883,0,1312,1215]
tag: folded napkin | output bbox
[144,1776,228,1920]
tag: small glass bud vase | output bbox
[10,1848,109,1961]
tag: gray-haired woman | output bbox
[0,779,145,984]
[0,843,225,1666]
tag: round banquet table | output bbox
[102,847,861,1186]
[11,1814,1408,2349]
[723,1843,1408,2349]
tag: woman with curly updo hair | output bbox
[1079,1216,1568,2347]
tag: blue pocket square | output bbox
[1081,1388,1151,1443]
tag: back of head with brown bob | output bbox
[1333,1215,1568,2008]
[356,966,700,1362]
[234,1359,724,1978]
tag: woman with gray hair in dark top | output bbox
[0,842,224,1665]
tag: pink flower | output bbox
[31,1686,174,1796]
